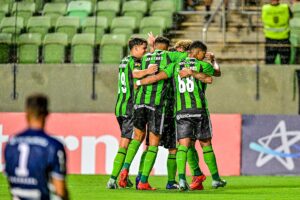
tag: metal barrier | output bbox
[202,0,226,45]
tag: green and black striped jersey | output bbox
[163,57,215,112]
[115,55,141,117]
[135,50,173,106]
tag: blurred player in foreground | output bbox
[4,94,69,200]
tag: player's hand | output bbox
[179,68,192,78]
[147,64,158,74]
[147,32,156,46]
[134,83,138,90]
[205,52,215,62]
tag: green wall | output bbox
[0,64,299,114]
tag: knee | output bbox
[199,138,212,147]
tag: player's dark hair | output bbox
[189,41,207,52]
[154,36,170,47]
[128,37,147,50]
[26,94,49,118]
[168,47,176,52]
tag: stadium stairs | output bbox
[170,2,265,65]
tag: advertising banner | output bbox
[0,113,241,175]
[242,115,300,175]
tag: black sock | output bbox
[206,6,210,11]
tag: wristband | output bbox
[136,80,141,86]
[213,59,220,70]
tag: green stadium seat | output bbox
[55,16,80,43]
[0,4,9,23]
[140,16,166,36]
[96,1,120,26]
[18,33,41,63]
[82,16,108,44]
[151,11,173,29]
[43,33,68,63]
[67,1,92,23]
[43,3,67,27]
[150,0,176,29]
[71,33,95,63]
[22,0,44,12]
[12,2,35,25]
[122,1,147,26]
[127,0,152,9]
[150,0,175,13]
[27,16,51,39]
[0,0,14,10]
[100,34,127,63]
[0,17,24,37]
[0,33,11,63]
[111,16,136,37]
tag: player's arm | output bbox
[206,52,221,77]
[179,68,213,84]
[50,145,69,200]
[52,178,69,200]
[136,71,169,87]
[132,64,158,79]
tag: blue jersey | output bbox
[4,128,67,200]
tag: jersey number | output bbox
[15,143,30,177]
[118,72,127,93]
[178,75,194,93]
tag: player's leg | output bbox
[138,131,160,190]
[137,106,163,190]
[187,139,205,190]
[176,115,195,191]
[135,146,148,189]
[119,107,147,188]
[197,112,226,189]
[161,117,178,189]
[166,148,178,189]
[107,116,133,189]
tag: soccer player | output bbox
[118,36,177,190]
[4,94,69,200]
[107,37,158,189]
[135,41,225,191]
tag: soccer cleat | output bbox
[127,177,133,188]
[166,182,179,190]
[107,178,118,189]
[137,182,156,190]
[135,175,141,189]
[190,175,206,190]
[178,179,189,191]
[212,179,227,189]
[118,169,129,188]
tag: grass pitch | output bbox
[1,174,300,200]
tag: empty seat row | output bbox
[0,32,129,64]
[0,16,166,43]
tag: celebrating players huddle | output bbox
[107,35,227,191]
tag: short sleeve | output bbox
[48,141,67,180]
[162,63,175,78]
[202,62,215,76]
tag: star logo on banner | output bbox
[249,120,300,170]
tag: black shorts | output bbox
[133,104,164,135]
[176,109,212,140]
[116,115,134,139]
[145,116,176,149]
[160,117,177,149]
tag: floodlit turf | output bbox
[1,174,300,200]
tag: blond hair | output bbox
[174,39,193,51]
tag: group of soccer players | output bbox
[107,34,227,191]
